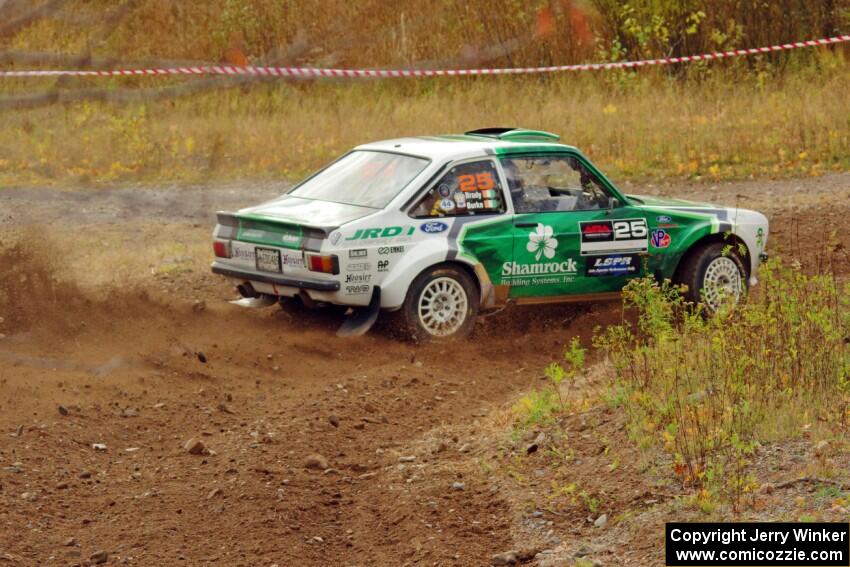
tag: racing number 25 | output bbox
[458,172,494,192]
[613,219,647,239]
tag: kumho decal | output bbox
[346,226,415,240]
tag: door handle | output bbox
[514,222,537,228]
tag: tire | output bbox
[676,242,748,312]
[278,296,307,316]
[280,296,350,317]
[401,265,479,341]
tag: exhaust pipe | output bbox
[237,283,258,298]
[229,282,276,308]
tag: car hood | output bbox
[626,193,717,208]
[238,195,377,230]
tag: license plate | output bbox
[255,247,282,273]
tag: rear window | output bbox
[290,150,429,209]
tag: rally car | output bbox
[211,128,769,339]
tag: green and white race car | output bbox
[211,128,769,339]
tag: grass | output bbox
[595,258,850,511]
[1,52,848,187]
[512,388,560,431]
[507,252,850,515]
[6,1,847,73]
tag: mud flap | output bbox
[336,286,381,338]
[229,296,277,308]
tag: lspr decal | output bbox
[586,254,640,277]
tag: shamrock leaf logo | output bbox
[527,223,558,261]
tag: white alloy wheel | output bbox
[702,256,743,311]
[417,277,469,337]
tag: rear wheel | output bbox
[402,265,479,340]
[677,243,747,312]
[278,296,306,316]
[279,296,349,316]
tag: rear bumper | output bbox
[211,262,340,292]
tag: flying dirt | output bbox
[0,173,847,565]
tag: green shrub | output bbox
[594,259,850,510]
[513,388,560,430]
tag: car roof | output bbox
[355,128,578,161]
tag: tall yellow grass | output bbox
[1,55,847,187]
[7,0,846,69]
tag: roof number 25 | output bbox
[613,219,647,239]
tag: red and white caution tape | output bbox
[1,35,847,78]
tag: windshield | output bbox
[290,150,429,208]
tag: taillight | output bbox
[213,241,231,258]
[306,254,339,275]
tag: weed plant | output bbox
[596,259,850,511]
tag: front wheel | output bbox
[401,265,479,340]
[677,243,747,312]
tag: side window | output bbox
[410,160,506,218]
[501,155,612,213]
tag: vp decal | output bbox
[651,229,671,249]
[579,218,648,256]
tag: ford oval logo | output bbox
[656,215,672,223]
[420,221,448,234]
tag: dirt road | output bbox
[0,173,847,566]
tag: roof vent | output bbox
[464,127,560,142]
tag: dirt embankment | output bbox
[0,172,847,566]
[0,239,617,566]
